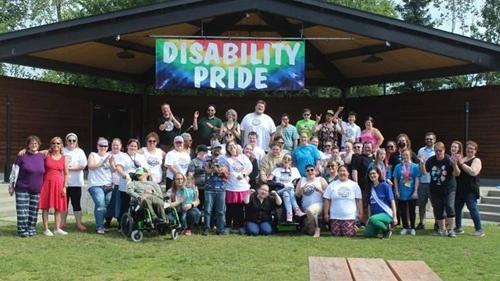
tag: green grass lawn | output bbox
[1,219,499,281]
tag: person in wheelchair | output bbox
[126,167,167,225]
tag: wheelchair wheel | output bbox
[120,213,134,238]
[171,229,178,240]
[131,230,144,242]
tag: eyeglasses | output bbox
[278,142,284,144]
[306,169,315,173]
[148,140,157,143]
[325,145,332,147]
[186,139,192,142]
[51,142,61,145]
[98,145,108,148]
[67,139,77,143]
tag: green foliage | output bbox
[395,0,435,27]
[326,0,397,17]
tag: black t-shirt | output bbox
[157,116,180,146]
[245,195,278,223]
[388,150,419,173]
[351,154,374,189]
[425,155,455,193]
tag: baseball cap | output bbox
[196,144,208,153]
[174,136,184,143]
[135,167,146,176]
[326,110,335,115]
[211,141,222,149]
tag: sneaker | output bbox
[454,227,465,234]
[410,229,416,236]
[54,229,68,236]
[382,229,392,240]
[400,228,408,235]
[471,230,485,237]
[202,229,209,236]
[76,224,87,232]
[59,223,67,230]
[416,222,425,230]
[433,229,444,236]
[447,229,456,238]
[185,229,192,236]
[238,227,246,235]
[96,229,105,235]
[44,230,54,237]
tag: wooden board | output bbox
[386,260,442,281]
[309,257,353,281]
[347,258,398,281]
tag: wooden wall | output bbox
[1,75,499,178]
[0,76,140,174]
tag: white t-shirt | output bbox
[323,179,361,220]
[341,122,361,149]
[299,177,324,211]
[164,149,191,180]
[223,154,252,192]
[87,152,113,187]
[63,147,87,187]
[240,112,276,151]
[252,146,266,164]
[142,147,164,183]
[116,153,148,192]
[271,167,301,188]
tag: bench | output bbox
[309,257,442,281]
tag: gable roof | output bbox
[1,0,498,87]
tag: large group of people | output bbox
[7,100,485,239]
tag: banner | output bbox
[155,39,305,91]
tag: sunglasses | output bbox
[306,169,315,173]
[67,139,77,143]
[327,165,335,168]
[278,142,284,144]
[208,109,215,112]
[303,114,311,116]
[52,142,61,145]
[387,146,394,148]
[354,146,361,149]
[225,133,233,137]
[435,149,444,152]
[148,140,157,143]
[98,145,108,148]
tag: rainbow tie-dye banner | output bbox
[155,39,305,91]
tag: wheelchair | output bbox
[120,197,181,242]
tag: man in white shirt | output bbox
[341,111,361,151]
[240,100,276,151]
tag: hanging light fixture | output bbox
[362,54,383,64]
[116,49,135,59]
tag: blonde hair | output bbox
[49,136,64,153]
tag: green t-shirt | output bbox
[296,119,316,138]
[198,116,222,145]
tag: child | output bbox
[177,175,201,235]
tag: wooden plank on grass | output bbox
[309,257,353,281]
[347,258,398,281]
[386,260,442,281]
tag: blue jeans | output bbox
[88,186,112,231]
[246,221,273,236]
[180,206,201,229]
[278,187,298,213]
[455,192,482,231]
[204,189,226,231]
